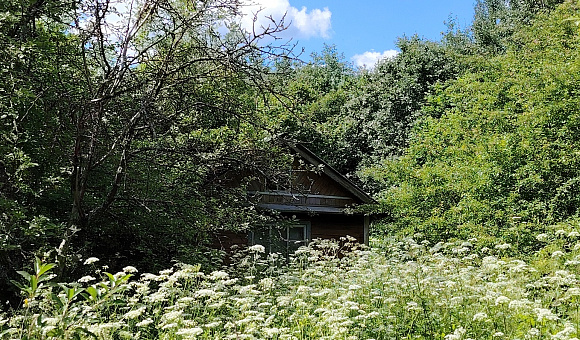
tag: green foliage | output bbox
[0,0,298,304]
[274,37,464,186]
[6,234,580,339]
[472,0,565,54]
[366,1,580,245]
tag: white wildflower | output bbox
[159,268,173,275]
[495,296,510,305]
[473,312,488,321]
[296,285,311,294]
[569,231,580,238]
[552,251,565,258]
[176,327,203,338]
[146,291,167,303]
[210,271,229,280]
[508,299,532,310]
[406,301,422,311]
[249,244,265,253]
[536,233,549,242]
[259,277,274,289]
[495,243,511,250]
[123,306,146,319]
[264,327,280,337]
[162,310,183,322]
[123,266,138,273]
[553,324,576,339]
[78,275,96,283]
[195,289,216,298]
[556,229,567,237]
[534,308,559,322]
[444,327,466,340]
[84,257,99,265]
[277,296,291,306]
[204,321,222,328]
[140,273,158,281]
[493,331,504,337]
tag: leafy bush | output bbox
[364,1,580,244]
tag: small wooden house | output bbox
[214,142,375,255]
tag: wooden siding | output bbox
[254,192,356,208]
[309,214,365,244]
[290,166,354,198]
[213,214,366,251]
[225,161,364,205]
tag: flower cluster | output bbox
[5,226,580,339]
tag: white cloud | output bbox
[240,0,331,39]
[352,50,399,68]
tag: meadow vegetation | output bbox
[6,228,580,339]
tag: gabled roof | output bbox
[286,142,376,205]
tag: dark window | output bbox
[249,222,311,257]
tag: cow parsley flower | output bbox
[159,268,173,275]
[534,308,559,322]
[473,312,488,321]
[176,327,203,338]
[495,296,510,305]
[495,243,511,250]
[195,289,216,298]
[78,275,96,283]
[444,327,466,340]
[210,271,229,280]
[249,244,265,253]
[124,306,146,319]
[259,277,274,289]
[84,257,99,265]
[123,266,138,273]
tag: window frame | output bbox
[249,222,311,255]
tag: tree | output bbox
[472,0,564,53]
[0,0,296,301]
[365,1,580,247]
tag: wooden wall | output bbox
[212,214,366,251]
[309,214,365,244]
[258,193,356,208]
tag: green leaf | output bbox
[84,286,98,300]
[37,263,56,278]
[51,293,64,309]
[30,275,38,292]
[10,279,25,291]
[104,272,115,287]
[16,270,31,281]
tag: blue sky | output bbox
[241,0,476,67]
